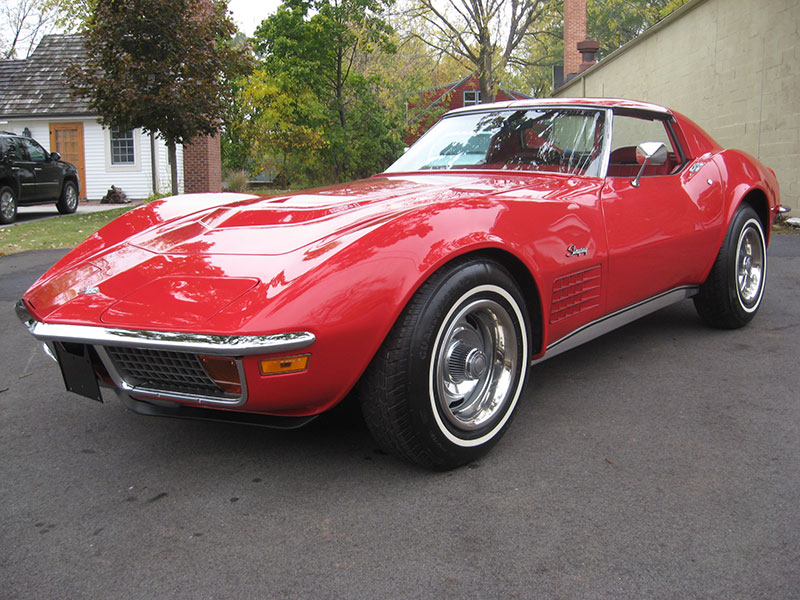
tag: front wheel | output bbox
[56,181,79,214]
[0,185,17,224]
[359,258,531,469]
[694,204,767,328]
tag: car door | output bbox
[600,110,723,312]
[20,137,62,200]
[4,137,38,202]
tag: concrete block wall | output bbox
[555,0,800,210]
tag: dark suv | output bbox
[0,131,81,224]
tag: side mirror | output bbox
[632,142,667,187]
[50,151,61,161]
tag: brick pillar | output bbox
[183,133,222,194]
[564,0,587,78]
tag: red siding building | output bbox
[404,74,531,146]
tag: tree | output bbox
[405,0,561,102]
[240,0,402,184]
[229,70,329,186]
[588,0,689,59]
[1,0,59,59]
[507,0,690,97]
[2,0,98,60]
[379,35,469,141]
[44,0,95,31]
[71,0,252,193]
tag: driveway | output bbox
[1,237,799,599]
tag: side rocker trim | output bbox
[533,286,699,365]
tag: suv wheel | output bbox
[0,185,17,224]
[57,181,79,214]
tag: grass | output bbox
[0,187,300,257]
[0,206,137,256]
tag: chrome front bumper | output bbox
[15,298,316,407]
[15,299,315,356]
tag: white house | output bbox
[0,34,183,200]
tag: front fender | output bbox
[210,198,535,415]
[713,150,781,247]
[213,186,604,414]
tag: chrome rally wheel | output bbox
[735,218,765,312]
[360,258,530,469]
[431,287,524,445]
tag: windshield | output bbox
[386,108,606,177]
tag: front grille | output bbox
[104,346,225,397]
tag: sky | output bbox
[227,0,282,37]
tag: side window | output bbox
[20,138,48,162]
[110,128,135,165]
[3,138,25,160]
[608,114,682,178]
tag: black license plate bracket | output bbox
[54,343,103,402]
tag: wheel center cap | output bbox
[465,348,488,379]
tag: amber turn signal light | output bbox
[198,355,242,395]
[259,354,310,376]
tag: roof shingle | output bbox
[0,34,94,118]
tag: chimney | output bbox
[183,133,222,194]
[563,0,587,78]
[577,39,600,72]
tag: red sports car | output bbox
[17,98,782,468]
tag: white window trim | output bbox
[463,90,481,106]
[104,127,142,172]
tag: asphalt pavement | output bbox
[1,237,799,599]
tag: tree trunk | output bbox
[478,47,496,103]
[150,133,159,194]
[168,142,178,195]
[333,43,346,180]
[480,76,496,103]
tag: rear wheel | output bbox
[57,181,79,214]
[360,258,531,469]
[0,185,17,224]
[694,204,767,328]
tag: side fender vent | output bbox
[550,266,602,323]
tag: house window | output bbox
[463,90,481,106]
[110,128,135,165]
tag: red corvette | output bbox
[17,98,782,468]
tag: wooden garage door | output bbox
[50,122,86,198]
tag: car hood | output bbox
[123,174,537,256]
[24,172,571,328]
